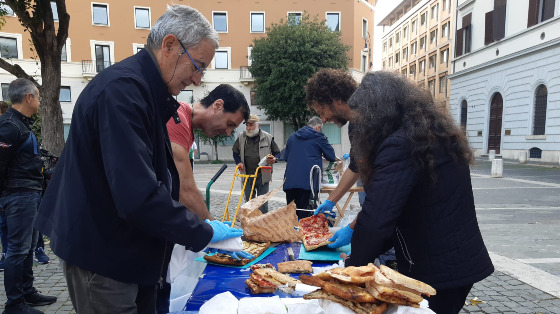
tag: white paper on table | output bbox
[291,283,320,297]
[319,299,356,314]
[199,291,238,314]
[311,260,345,275]
[238,296,287,314]
[385,300,435,314]
[281,298,325,314]
[206,236,243,251]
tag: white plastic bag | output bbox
[321,160,342,187]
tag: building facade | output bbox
[0,0,376,160]
[448,0,560,163]
[378,0,454,111]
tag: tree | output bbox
[250,13,350,130]
[195,129,236,162]
[0,0,69,155]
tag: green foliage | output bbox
[195,129,236,161]
[250,13,350,130]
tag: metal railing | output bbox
[240,66,253,80]
[82,60,114,75]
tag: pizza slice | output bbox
[203,241,270,266]
[299,214,333,251]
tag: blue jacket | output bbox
[347,131,493,290]
[283,126,336,191]
[34,49,213,285]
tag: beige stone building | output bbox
[378,0,454,111]
[0,0,376,159]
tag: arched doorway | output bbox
[488,93,503,154]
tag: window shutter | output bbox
[542,0,555,21]
[455,28,464,57]
[485,11,494,45]
[493,0,506,41]
[462,13,471,27]
[527,0,539,27]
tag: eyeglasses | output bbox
[178,40,206,77]
[28,93,42,102]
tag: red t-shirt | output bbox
[166,102,193,151]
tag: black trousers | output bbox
[285,189,312,219]
[426,283,473,314]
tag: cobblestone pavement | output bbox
[0,160,559,313]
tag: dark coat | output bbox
[283,126,336,191]
[346,131,494,290]
[34,49,213,285]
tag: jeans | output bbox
[285,189,313,219]
[0,209,7,254]
[243,176,270,213]
[63,260,157,314]
[0,191,41,305]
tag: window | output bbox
[428,54,436,68]
[133,43,144,54]
[251,12,265,33]
[428,79,435,96]
[395,31,400,44]
[382,60,386,69]
[389,37,393,49]
[411,41,417,54]
[411,19,418,34]
[395,52,400,64]
[528,0,555,27]
[533,84,548,135]
[419,59,426,74]
[442,22,449,38]
[361,53,367,72]
[214,49,230,69]
[92,3,109,26]
[388,56,393,67]
[420,35,426,50]
[177,90,194,104]
[326,12,340,32]
[322,123,341,144]
[410,64,416,79]
[439,75,447,97]
[403,26,409,40]
[485,0,507,45]
[442,0,449,12]
[59,86,71,102]
[460,100,468,133]
[213,12,227,32]
[440,48,449,65]
[430,29,438,45]
[0,1,14,16]
[401,68,407,76]
[362,19,368,38]
[51,2,58,21]
[0,37,18,58]
[64,124,71,141]
[420,12,427,26]
[1,83,9,101]
[456,13,472,56]
[383,41,387,53]
[250,88,259,106]
[529,147,542,159]
[95,44,111,72]
[431,4,439,20]
[288,12,302,25]
[134,7,150,29]
[61,43,67,61]
[403,47,408,61]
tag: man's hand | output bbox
[206,219,243,243]
[205,248,255,260]
[314,200,335,216]
[237,163,244,172]
[327,225,353,249]
[265,157,276,165]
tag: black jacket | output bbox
[0,108,43,194]
[346,131,494,290]
[34,49,213,285]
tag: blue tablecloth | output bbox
[184,242,333,311]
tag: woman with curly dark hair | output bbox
[346,71,493,313]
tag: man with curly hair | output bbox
[308,69,494,313]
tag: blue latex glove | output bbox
[314,200,335,217]
[206,219,244,243]
[205,248,255,260]
[327,225,353,249]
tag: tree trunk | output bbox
[39,54,65,156]
[214,140,219,161]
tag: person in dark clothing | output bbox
[0,78,57,314]
[33,6,243,313]
[283,117,336,219]
[308,70,494,313]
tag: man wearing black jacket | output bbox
[0,78,57,314]
[34,5,242,313]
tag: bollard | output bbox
[488,150,496,161]
[519,151,528,164]
[491,158,503,178]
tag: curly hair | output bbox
[349,71,473,183]
[305,68,357,108]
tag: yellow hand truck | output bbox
[222,164,272,227]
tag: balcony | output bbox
[240,66,254,85]
[82,60,114,78]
